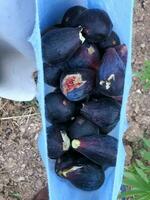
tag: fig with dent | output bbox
[80,97,120,134]
[68,116,99,139]
[68,42,101,70]
[47,126,70,159]
[42,27,85,64]
[72,134,118,167]
[98,31,120,49]
[55,151,105,191]
[73,9,113,42]
[45,92,76,123]
[62,6,87,27]
[96,48,126,97]
[60,68,95,101]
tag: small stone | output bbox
[17,177,25,182]
[125,122,143,143]
[136,89,142,94]
[140,43,145,48]
[125,145,133,166]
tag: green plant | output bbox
[119,138,150,199]
[135,61,150,90]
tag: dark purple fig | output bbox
[68,116,99,139]
[42,24,63,36]
[98,31,120,49]
[60,68,95,101]
[55,150,86,176]
[45,92,76,123]
[42,27,85,64]
[115,44,128,66]
[68,42,101,70]
[56,151,105,191]
[72,135,118,167]
[62,6,87,27]
[47,126,70,159]
[96,48,126,97]
[44,62,65,87]
[73,9,113,42]
[80,98,120,134]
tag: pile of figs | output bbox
[42,5,128,191]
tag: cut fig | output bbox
[73,9,113,42]
[45,92,76,123]
[62,6,87,26]
[47,126,70,159]
[68,42,101,70]
[68,116,99,139]
[42,27,85,64]
[60,68,95,101]
[80,97,120,134]
[72,134,118,167]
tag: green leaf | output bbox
[134,166,149,183]
[140,150,150,161]
[123,172,150,190]
[119,190,148,198]
[136,159,146,169]
[143,138,150,148]
[136,193,150,200]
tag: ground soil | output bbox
[0,0,150,199]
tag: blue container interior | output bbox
[29,0,134,199]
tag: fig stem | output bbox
[72,139,80,149]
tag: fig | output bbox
[45,92,76,123]
[68,116,99,139]
[72,135,118,167]
[42,24,63,36]
[62,6,87,27]
[42,27,85,64]
[115,44,128,66]
[80,98,120,134]
[56,151,105,191]
[98,31,120,49]
[60,68,95,101]
[44,62,65,87]
[73,9,113,42]
[68,42,101,70]
[47,126,70,159]
[96,48,126,97]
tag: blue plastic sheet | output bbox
[29,0,134,199]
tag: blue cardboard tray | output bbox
[29,0,134,199]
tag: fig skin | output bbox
[44,62,65,87]
[42,27,85,64]
[72,134,118,167]
[80,97,121,134]
[60,68,95,101]
[73,9,113,42]
[96,47,126,97]
[45,92,76,123]
[68,116,99,139]
[62,6,87,27]
[55,151,105,191]
[98,31,120,49]
[47,126,70,159]
[68,42,101,70]
[115,44,128,66]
